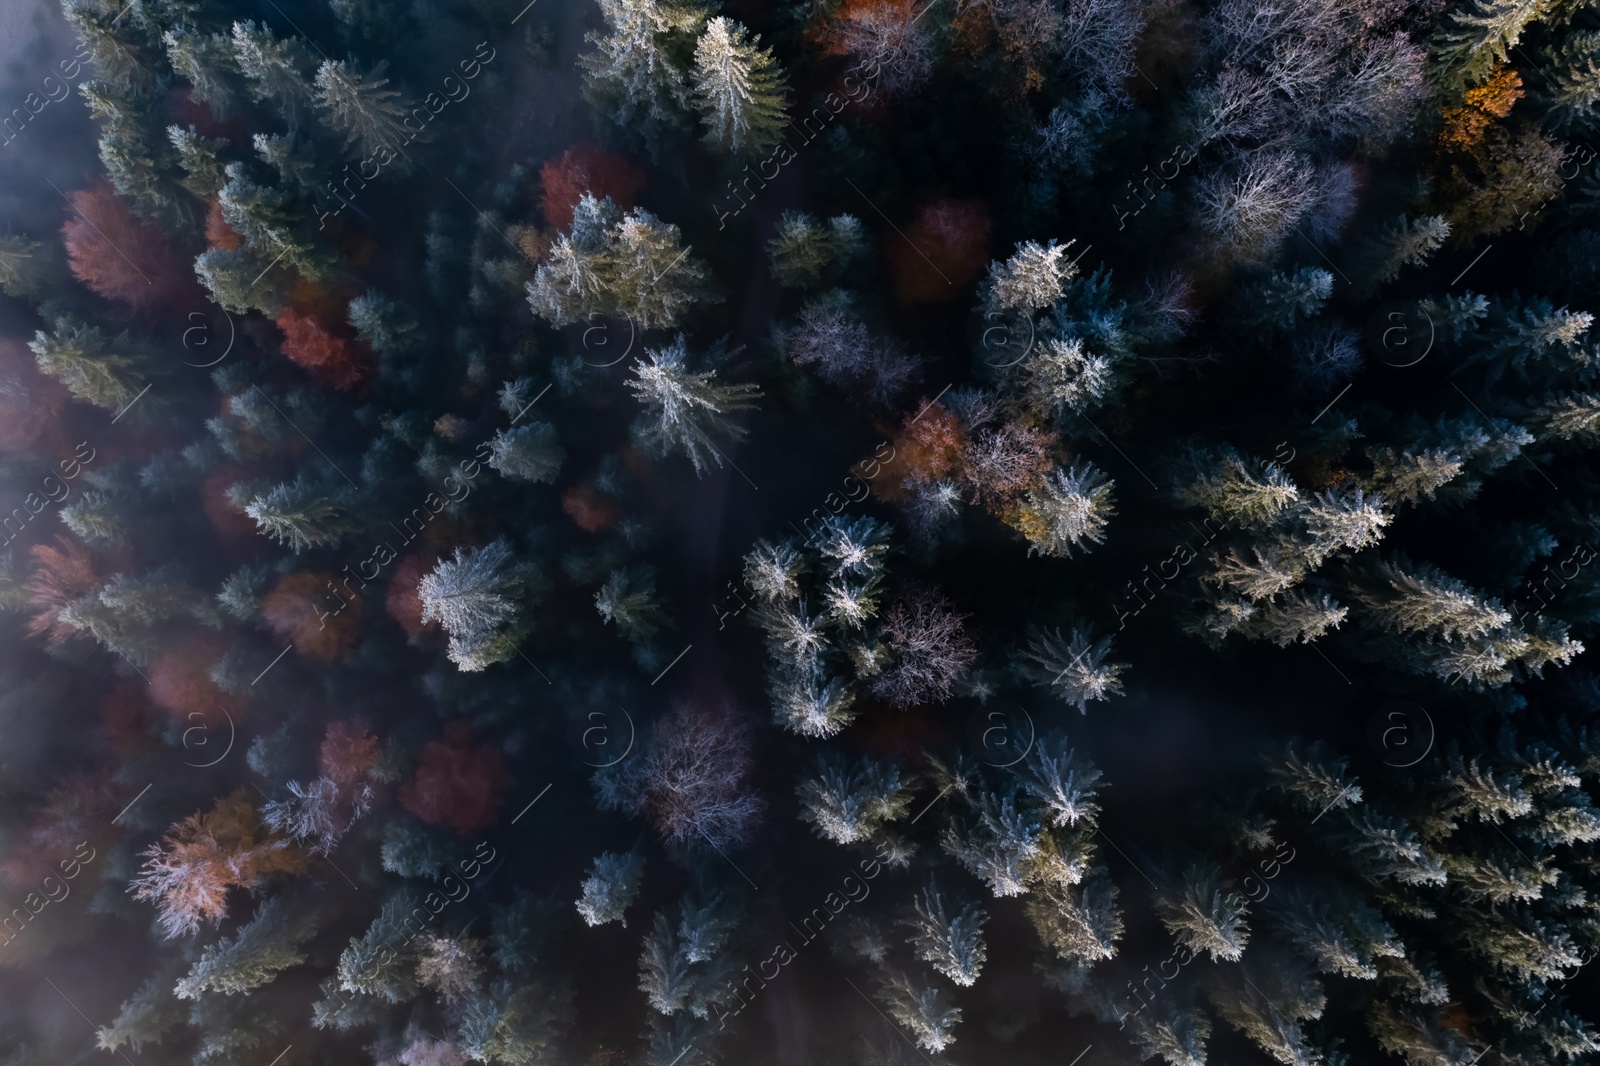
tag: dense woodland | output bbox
[0,0,1598,1063]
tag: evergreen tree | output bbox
[95,973,185,1053]
[1176,448,1301,527]
[218,162,328,281]
[0,234,50,300]
[983,239,1079,315]
[580,0,706,148]
[174,897,317,998]
[419,539,536,672]
[1025,870,1123,963]
[595,566,668,642]
[796,752,915,844]
[1534,393,1600,442]
[576,851,645,927]
[1300,487,1391,567]
[1267,741,1363,813]
[1015,625,1128,713]
[486,423,565,483]
[691,17,788,156]
[902,882,987,986]
[231,20,317,122]
[877,967,961,1053]
[1345,810,1447,886]
[1013,336,1118,419]
[627,335,761,475]
[348,290,422,356]
[195,246,294,315]
[1357,557,1511,639]
[164,25,241,119]
[1154,862,1251,962]
[168,124,228,199]
[1012,731,1102,828]
[942,788,1043,897]
[1128,1006,1211,1066]
[1237,267,1333,338]
[238,476,357,552]
[29,316,155,416]
[765,213,865,288]
[314,59,417,167]
[1357,215,1452,289]
[1432,0,1549,92]
[1007,461,1116,558]
[60,489,131,545]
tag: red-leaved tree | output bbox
[562,486,620,533]
[321,719,379,786]
[539,144,647,231]
[149,634,244,722]
[385,553,438,638]
[274,307,369,390]
[26,537,99,645]
[128,789,305,938]
[886,197,991,303]
[262,571,362,661]
[399,722,509,836]
[63,183,197,311]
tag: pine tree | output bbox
[95,973,185,1053]
[1537,30,1600,131]
[983,240,1079,315]
[942,788,1043,897]
[1155,862,1251,961]
[1015,625,1128,713]
[1432,0,1549,92]
[486,423,565,483]
[877,968,962,1053]
[638,910,698,1014]
[1237,267,1334,338]
[238,476,357,552]
[595,566,668,642]
[1533,393,1600,442]
[0,234,50,300]
[627,335,761,475]
[167,124,228,199]
[418,539,536,672]
[1128,1006,1211,1066]
[1300,487,1391,567]
[765,213,865,288]
[174,897,317,998]
[576,851,645,927]
[60,490,131,545]
[1357,557,1511,639]
[217,162,328,281]
[195,246,294,315]
[29,316,155,416]
[1025,869,1123,963]
[348,290,421,356]
[1007,461,1116,558]
[902,882,987,986]
[691,18,788,155]
[581,0,706,148]
[1012,731,1102,828]
[1013,336,1118,419]
[314,60,417,165]
[63,4,159,94]
[164,25,241,119]
[796,752,916,844]
[1267,741,1363,813]
[1358,215,1452,289]
[1345,810,1447,886]
[1268,887,1403,980]
[1176,448,1301,527]
[230,20,317,122]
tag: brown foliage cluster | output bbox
[321,719,380,786]
[0,771,117,888]
[130,789,306,937]
[26,537,99,644]
[386,552,438,637]
[274,307,370,391]
[100,681,158,759]
[1432,67,1565,241]
[875,402,969,502]
[540,144,647,231]
[950,0,1062,98]
[1438,67,1523,155]
[262,571,362,661]
[886,198,992,303]
[63,184,197,311]
[0,338,70,455]
[205,199,244,251]
[149,634,244,722]
[399,722,509,836]
[562,486,621,532]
